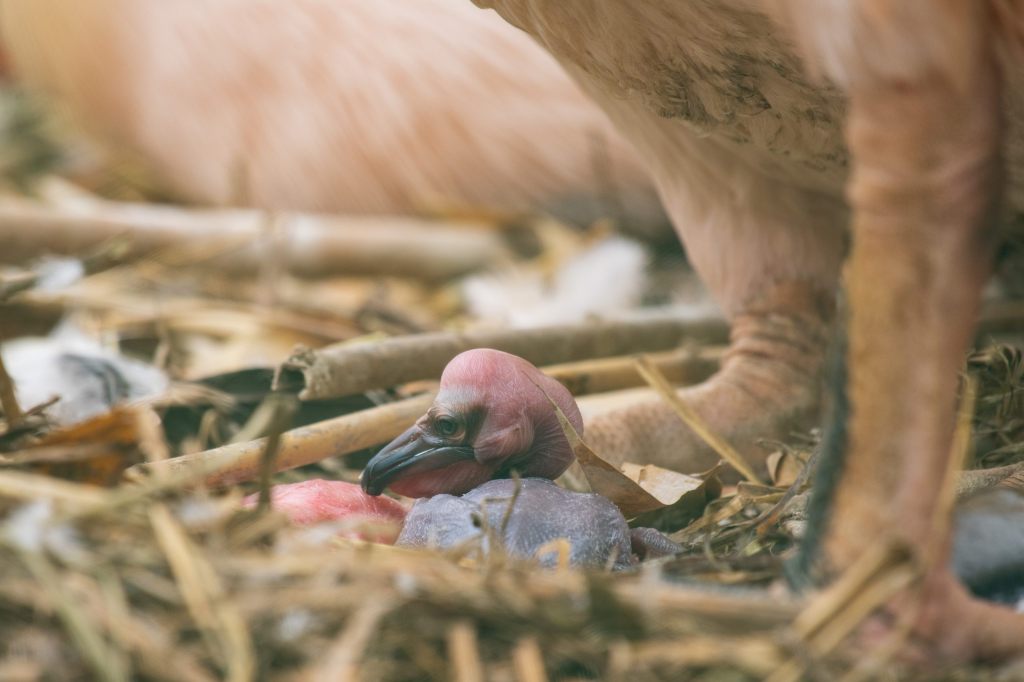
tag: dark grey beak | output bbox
[361,424,475,495]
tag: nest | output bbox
[0,114,1021,680]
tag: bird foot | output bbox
[848,572,1024,669]
[582,352,826,479]
[583,284,832,478]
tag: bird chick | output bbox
[361,349,582,498]
[0,0,663,230]
[397,478,638,569]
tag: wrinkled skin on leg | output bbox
[585,280,834,473]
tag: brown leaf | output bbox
[547,400,662,517]
[544,382,719,521]
[1,407,143,486]
[765,450,802,488]
[620,463,705,506]
[625,463,723,532]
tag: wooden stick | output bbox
[282,314,728,400]
[512,637,548,682]
[0,199,507,281]
[545,347,720,396]
[0,270,38,301]
[447,621,485,682]
[127,393,435,488]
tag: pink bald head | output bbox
[361,349,582,498]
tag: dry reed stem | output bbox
[133,407,171,465]
[768,541,914,682]
[127,392,436,488]
[0,470,109,508]
[615,636,786,677]
[791,541,904,642]
[0,199,507,281]
[634,355,765,485]
[544,347,721,396]
[512,637,548,682]
[94,570,216,682]
[925,374,978,570]
[802,565,916,657]
[0,270,38,300]
[283,314,728,400]
[314,600,392,682]
[18,550,128,682]
[447,621,485,682]
[149,504,255,682]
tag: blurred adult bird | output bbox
[0,0,664,230]
[469,0,1024,663]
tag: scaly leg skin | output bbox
[585,280,834,474]
[803,2,1024,663]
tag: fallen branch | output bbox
[0,199,507,281]
[281,314,728,400]
[127,393,435,488]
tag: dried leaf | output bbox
[624,463,722,532]
[547,399,662,517]
[765,450,802,488]
[620,462,704,506]
[542,380,718,520]
[2,407,142,486]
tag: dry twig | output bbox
[128,392,435,488]
[282,314,727,400]
[0,199,507,281]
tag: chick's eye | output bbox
[433,416,460,437]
